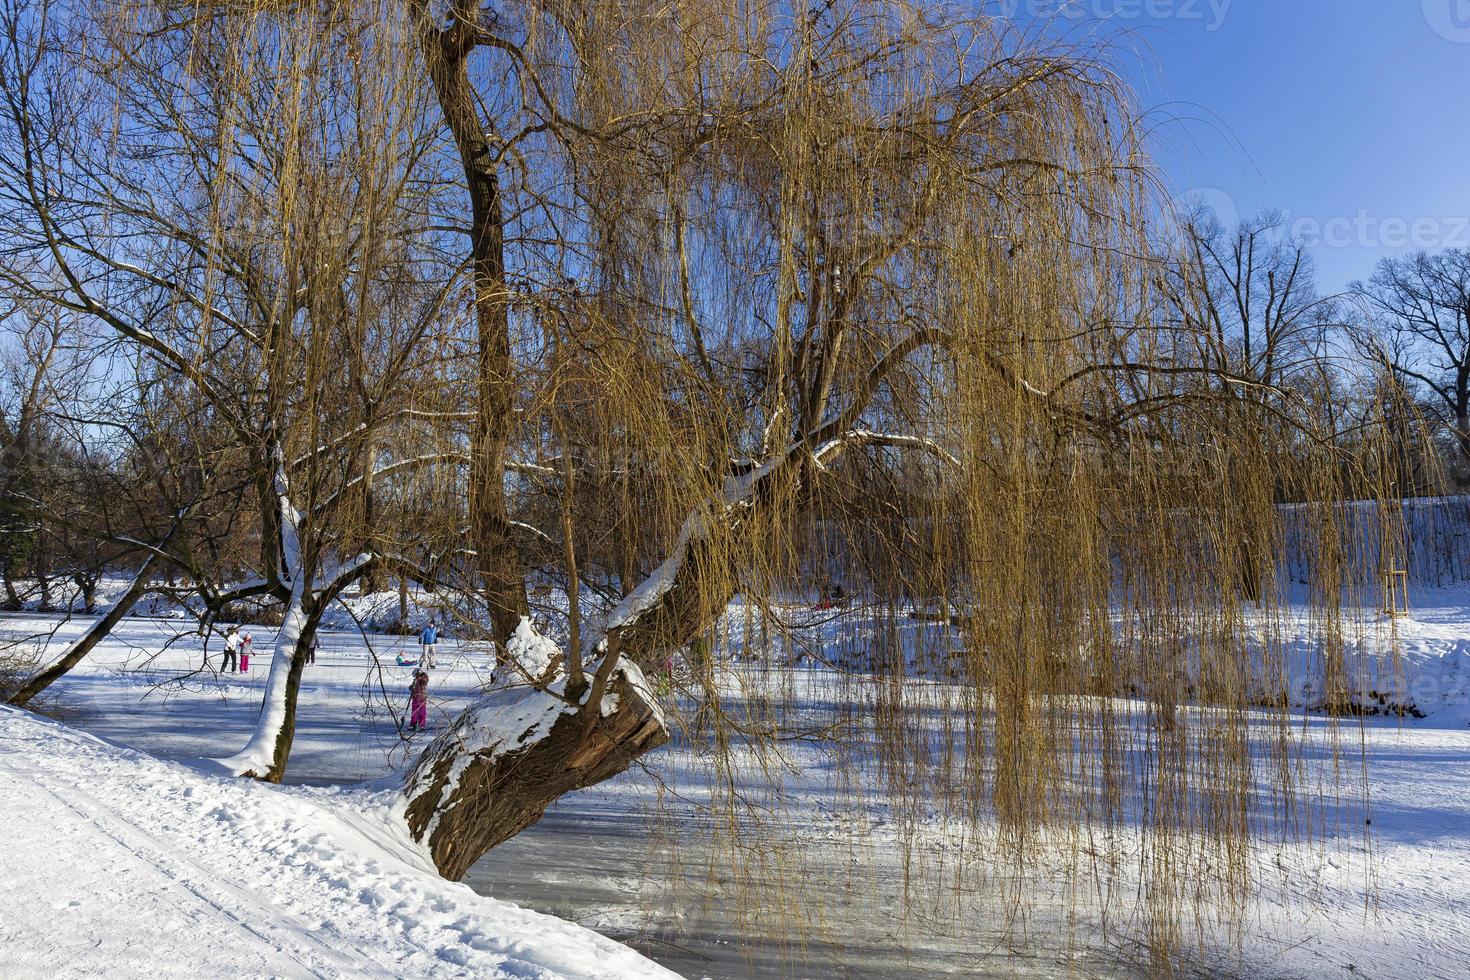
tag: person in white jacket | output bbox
[221,626,240,673]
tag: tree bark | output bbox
[411,4,528,642]
[7,554,158,707]
[401,662,667,880]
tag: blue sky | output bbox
[1072,0,1470,294]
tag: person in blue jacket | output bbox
[420,620,438,669]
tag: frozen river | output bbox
[462,801,1147,979]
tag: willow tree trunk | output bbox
[396,444,814,879]
[412,6,527,642]
[402,661,667,879]
[213,587,311,781]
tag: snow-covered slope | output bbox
[0,706,679,980]
[1268,597,1470,726]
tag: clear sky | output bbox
[1071,0,1470,294]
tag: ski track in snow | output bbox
[0,706,678,980]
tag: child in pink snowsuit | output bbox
[239,632,253,672]
[408,670,429,732]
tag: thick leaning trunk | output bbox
[395,452,920,880]
[396,457,803,879]
[7,555,158,707]
[401,658,668,880]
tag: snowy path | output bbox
[0,706,678,980]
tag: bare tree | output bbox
[1169,210,1340,396]
[1164,210,1349,597]
[1358,248,1470,484]
[0,301,70,608]
[0,0,455,769]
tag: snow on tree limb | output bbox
[270,446,303,589]
[313,452,556,517]
[813,429,963,471]
[400,619,668,879]
[289,409,480,470]
[207,586,309,780]
[603,420,959,645]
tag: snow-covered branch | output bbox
[399,619,668,879]
[320,553,375,594]
[289,409,480,470]
[314,451,558,517]
[271,446,303,589]
[813,429,962,471]
[311,451,468,515]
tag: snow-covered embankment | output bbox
[0,706,678,980]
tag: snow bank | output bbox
[1278,494,1470,588]
[324,586,451,632]
[1277,597,1470,727]
[0,706,679,980]
[712,593,1470,725]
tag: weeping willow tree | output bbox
[0,0,1407,970]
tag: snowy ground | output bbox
[3,590,1470,978]
[0,705,676,979]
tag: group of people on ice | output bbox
[217,624,319,673]
[219,626,255,673]
[393,620,439,669]
[215,618,441,735]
